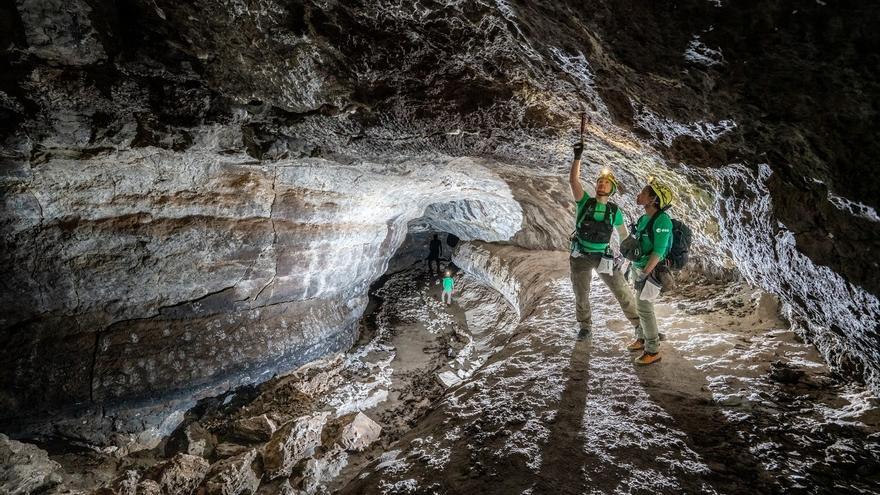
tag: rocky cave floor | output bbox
[8,254,880,495]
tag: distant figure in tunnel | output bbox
[442,271,454,305]
[568,141,641,341]
[626,178,675,365]
[427,233,442,277]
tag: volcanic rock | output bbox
[204,449,261,495]
[262,412,329,480]
[231,415,277,443]
[0,434,63,495]
[323,412,382,452]
[147,453,210,495]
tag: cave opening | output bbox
[383,227,459,279]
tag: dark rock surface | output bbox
[1,0,879,443]
[0,433,63,494]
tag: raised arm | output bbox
[570,144,585,201]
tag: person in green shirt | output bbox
[569,142,640,340]
[442,271,454,305]
[626,178,674,365]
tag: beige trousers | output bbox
[569,253,640,332]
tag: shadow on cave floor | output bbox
[529,285,775,495]
[343,266,880,495]
[528,276,880,495]
[630,346,777,494]
[531,335,607,494]
[558,277,880,495]
[533,327,879,495]
[529,337,765,495]
[644,280,880,494]
[19,259,880,495]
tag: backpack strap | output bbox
[576,197,597,228]
[645,206,670,243]
[639,210,663,246]
[579,198,619,228]
[646,210,675,260]
[607,202,618,226]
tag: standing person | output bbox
[569,142,641,340]
[427,234,442,277]
[441,271,454,305]
[626,178,674,365]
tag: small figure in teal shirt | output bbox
[442,271,454,305]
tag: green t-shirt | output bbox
[633,211,673,268]
[574,192,624,253]
[442,277,454,291]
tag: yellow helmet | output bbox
[597,168,618,195]
[648,178,673,209]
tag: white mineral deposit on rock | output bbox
[335,412,383,452]
[2,1,879,494]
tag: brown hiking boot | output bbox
[634,352,662,365]
[626,339,645,352]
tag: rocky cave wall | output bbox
[1,0,879,438]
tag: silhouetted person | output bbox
[427,234,442,276]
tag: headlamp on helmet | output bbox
[596,168,618,195]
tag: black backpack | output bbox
[646,211,692,270]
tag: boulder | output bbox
[137,479,162,495]
[148,453,210,495]
[436,370,462,388]
[231,414,277,443]
[299,449,348,494]
[0,434,63,495]
[327,412,382,452]
[184,421,218,457]
[204,448,261,495]
[262,412,329,479]
[110,470,140,495]
[255,478,298,495]
[214,442,252,460]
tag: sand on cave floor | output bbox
[341,262,880,495]
[34,260,880,495]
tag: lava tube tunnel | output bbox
[1,1,879,494]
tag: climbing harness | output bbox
[575,198,619,245]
